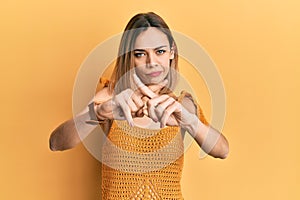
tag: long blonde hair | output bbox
[108,12,179,95]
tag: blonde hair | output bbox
[109,12,178,95]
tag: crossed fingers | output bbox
[133,74,180,128]
[113,74,168,127]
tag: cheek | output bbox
[161,59,170,71]
[159,55,171,66]
[135,69,149,84]
[134,57,146,67]
[134,67,145,79]
[163,66,170,78]
[133,60,139,68]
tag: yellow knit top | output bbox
[101,119,184,199]
[100,89,208,200]
[94,73,208,200]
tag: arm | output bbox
[49,87,112,151]
[134,76,229,159]
[181,96,229,159]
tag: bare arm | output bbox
[48,81,162,151]
[49,111,97,151]
[49,87,112,151]
[134,76,229,159]
[181,97,229,159]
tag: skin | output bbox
[133,27,174,85]
[49,27,229,159]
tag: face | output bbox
[133,27,174,85]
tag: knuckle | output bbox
[142,96,149,102]
[131,105,138,112]
[136,101,144,108]
[147,100,156,107]
[174,101,180,106]
[124,88,134,96]
[164,109,172,116]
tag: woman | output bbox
[50,12,229,199]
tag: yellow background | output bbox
[1,0,299,199]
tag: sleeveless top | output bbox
[102,120,184,199]
[99,88,208,200]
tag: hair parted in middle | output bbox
[108,12,179,95]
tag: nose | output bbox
[146,52,157,67]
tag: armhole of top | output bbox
[95,77,110,94]
[177,90,209,126]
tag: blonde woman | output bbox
[50,12,229,199]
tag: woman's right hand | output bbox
[111,88,145,126]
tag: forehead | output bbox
[134,27,170,49]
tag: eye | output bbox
[156,49,166,55]
[134,52,145,58]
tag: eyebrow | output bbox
[133,45,168,51]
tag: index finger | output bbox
[133,73,156,98]
[133,74,168,99]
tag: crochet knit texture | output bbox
[100,90,208,199]
[102,119,184,199]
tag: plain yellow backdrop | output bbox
[1,0,300,199]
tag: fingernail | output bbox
[162,79,168,85]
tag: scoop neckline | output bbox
[113,120,179,132]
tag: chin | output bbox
[145,79,162,85]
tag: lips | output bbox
[147,71,162,77]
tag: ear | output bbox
[170,47,175,60]
[170,45,175,60]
